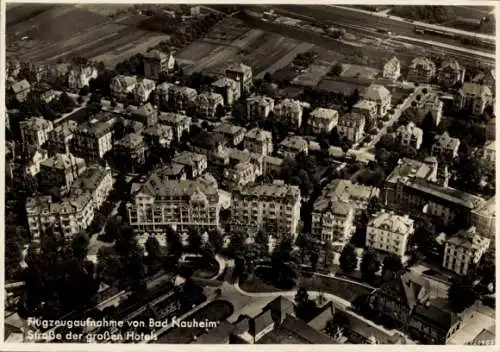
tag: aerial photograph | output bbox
[4,3,496,345]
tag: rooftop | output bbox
[364,83,391,101]
[413,298,459,332]
[173,151,206,167]
[144,49,170,61]
[70,164,110,194]
[321,179,379,204]
[40,152,85,170]
[310,107,339,121]
[386,157,434,184]
[245,127,272,141]
[234,182,300,200]
[434,132,460,150]
[77,113,115,137]
[338,113,365,127]
[134,178,218,200]
[226,62,252,74]
[20,116,52,131]
[115,133,144,149]
[410,57,436,70]
[279,135,308,151]
[369,210,414,234]
[446,226,490,249]
[10,79,30,94]
[353,99,377,111]
[247,95,274,106]
[212,77,238,88]
[214,123,247,136]
[459,82,492,98]
[159,112,191,124]
[397,122,423,139]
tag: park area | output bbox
[156,300,234,343]
[6,4,170,67]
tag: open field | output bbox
[7,4,169,67]
[176,18,314,78]
[317,79,369,95]
[341,64,380,79]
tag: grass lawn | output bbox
[156,300,234,343]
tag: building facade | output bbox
[72,114,115,160]
[312,200,355,244]
[39,152,87,196]
[20,117,54,149]
[231,182,301,240]
[247,95,275,120]
[172,151,207,178]
[214,123,247,147]
[211,77,241,105]
[195,91,224,120]
[273,99,305,129]
[309,107,339,134]
[158,112,191,141]
[455,83,492,116]
[114,133,147,171]
[143,50,175,80]
[277,136,308,159]
[363,84,392,117]
[383,56,401,81]
[244,128,273,156]
[437,59,465,89]
[337,113,365,144]
[366,211,415,259]
[395,122,423,150]
[127,178,220,232]
[407,57,436,84]
[225,63,253,94]
[431,132,460,160]
[442,226,491,276]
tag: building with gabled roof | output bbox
[244,128,273,156]
[172,151,207,178]
[9,79,31,102]
[455,82,492,116]
[437,59,465,89]
[395,122,423,150]
[383,56,401,81]
[195,91,224,120]
[72,113,116,160]
[143,49,175,80]
[278,135,308,159]
[431,132,460,160]
[247,95,274,120]
[114,133,147,171]
[312,198,355,244]
[273,98,306,129]
[442,226,491,275]
[211,77,241,105]
[366,210,415,259]
[20,116,54,149]
[362,84,391,117]
[407,57,436,84]
[352,100,377,124]
[337,113,365,144]
[309,107,339,134]
[70,163,113,209]
[472,69,495,92]
[225,62,253,93]
[158,111,191,141]
[214,123,247,146]
[39,152,87,197]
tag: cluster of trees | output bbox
[280,152,322,199]
[115,53,145,76]
[292,50,318,69]
[294,287,320,321]
[139,13,223,46]
[18,229,98,319]
[390,6,456,24]
[7,90,77,121]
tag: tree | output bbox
[360,250,380,283]
[208,228,224,253]
[263,72,273,83]
[166,226,183,259]
[71,232,90,261]
[215,104,226,119]
[382,254,403,279]
[145,235,163,261]
[294,286,317,321]
[331,63,343,77]
[323,241,335,270]
[347,89,360,110]
[366,196,383,215]
[188,227,203,253]
[339,244,357,274]
[448,277,478,313]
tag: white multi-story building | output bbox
[158,112,191,141]
[455,83,493,116]
[366,210,415,259]
[362,84,392,117]
[244,128,273,156]
[312,200,355,244]
[278,136,308,159]
[395,122,423,150]
[231,182,301,240]
[72,114,115,160]
[309,107,339,134]
[247,95,274,120]
[273,99,305,129]
[383,56,401,81]
[442,226,490,276]
[20,117,54,148]
[39,152,87,196]
[127,178,220,232]
[26,193,94,240]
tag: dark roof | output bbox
[265,296,295,324]
[376,273,419,310]
[412,298,459,332]
[192,320,235,344]
[252,310,274,336]
[281,315,337,344]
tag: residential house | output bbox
[72,114,115,160]
[223,161,256,190]
[352,100,377,124]
[231,182,301,240]
[134,78,156,104]
[395,122,423,150]
[190,130,226,157]
[247,95,274,120]
[155,163,187,181]
[195,91,224,120]
[455,82,492,116]
[67,65,98,91]
[40,89,56,104]
[472,69,495,92]
[47,120,78,155]
[278,135,308,159]
[320,179,380,215]
[172,151,207,178]
[114,133,147,171]
[213,123,247,146]
[155,82,174,107]
[437,59,465,89]
[383,56,401,81]
[8,79,31,102]
[263,155,284,176]
[38,152,87,197]
[431,132,460,160]
[143,50,175,80]
[70,164,113,209]
[168,85,198,111]
[26,193,94,240]
[309,107,339,134]
[384,157,485,226]
[213,147,264,177]
[312,199,355,244]
[442,226,491,276]
[158,112,191,141]
[471,196,495,241]
[337,113,365,144]
[110,75,138,101]
[244,128,273,156]
[211,77,241,105]
[366,210,415,260]
[409,90,443,126]
[21,148,49,177]
[142,124,174,148]
[127,103,158,127]
[19,117,54,148]
[273,99,305,129]
[362,84,392,117]
[407,57,436,84]
[225,63,253,94]
[127,178,220,232]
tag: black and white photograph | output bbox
[4,2,497,346]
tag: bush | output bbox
[365,136,372,142]
[377,121,384,129]
[369,128,378,135]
